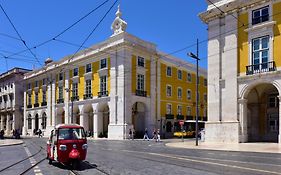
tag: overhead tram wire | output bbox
[3,0,110,60]
[0,3,41,66]
[0,32,21,41]
[0,52,8,71]
[63,0,119,68]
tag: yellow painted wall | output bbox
[131,55,136,92]
[78,66,85,99]
[38,81,42,104]
[238,12,249,74]
[160,63,207,119]
[92,62,99,96]
[146,59,151,96]
[273,2,281,67]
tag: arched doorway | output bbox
[72,105,80,125]
[83,104,93,135]
[56,108,65,124]
[42,112,47,129]
[246,83,279,142]
[97,103,109,138]
[132,102,146,138]
[35,114,39,131]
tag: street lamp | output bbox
[187,39,200,146]
[65,88,74,124]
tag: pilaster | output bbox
[238,98,248,142]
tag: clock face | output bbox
[115,22,120,29]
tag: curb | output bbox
[0,140,24,147]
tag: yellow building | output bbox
[23,6,207,139]
[200,0,281,143]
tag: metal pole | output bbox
[71,96,74,124]
[195,39,199,146]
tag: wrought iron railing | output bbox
[34,103,39,108]
[246,61,276,75]
[135,90,147,97]
[57,98,64,104]
[83,94,93,100]
[27,104,32,108]
[41,101,47,106]
[98,91,108,98]
[71,96,79,101]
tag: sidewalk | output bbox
[0,139,23,147]
[166,140,281,154]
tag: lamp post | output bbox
[65,88,74,124]
[187,39,200,146]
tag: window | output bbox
[73,68,78,77]
[100,58,107,69]
[42,113,47,129]
[100,76,107,92]
[177,87,182,99]
[35,81,38,88]
[137,56,145,67]
[177,70,182,80]
[187,106,191,116]
[10,84,13,88]
[28,83,31,90]
[58,86,63,100]
[86,63,92,73]
[252,36,269,70]
[166,66,171,76]
[72,83,78,98]
[187,73,192,82]
[42,78,46,85]
[42,91,46,102]
[252,6,269,25]
[59,73,64,81]
[166,85,172,97]
[177,105,182,115]
[204,79,207,86]
[35,93,38,104]
[28,94,32,105]
[268,95,278,108]
[166,104,172,114]
[85,79,91,95]
[137,74,144,91]
[28,115,32,129]
[187,90,191,100]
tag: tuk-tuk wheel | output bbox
[72,160,80,170]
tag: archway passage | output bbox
[83,104,93,135]
[35,114,39,131]
[132,102,146,138]
[247,83,279,142]
[99,104,109,138]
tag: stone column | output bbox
[65,71,70,124]
[22,91,27,135]
[51,79,56,126]
[238,98,248,143]
[278,96,281,144]
[31,114,35,136]
[0,115,4,130]
[93,112,98,138]
[12,113,16,131]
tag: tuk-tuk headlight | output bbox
[59,145,67,151]
[73,144,77,149]
[82,144,88,150]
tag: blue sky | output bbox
[0,0,208,73]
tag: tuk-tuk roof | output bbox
[55,124,84,129]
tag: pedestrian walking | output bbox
[38,129,42,138]
[143,128,149,141]
[152,128,157,141]
[129,128,134,140]
[156,129,161,142]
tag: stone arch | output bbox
[56,107,65,124]
[131,102,146,138]
[82,104,94,133]
[42,112,47,129]
[96,102,110,138]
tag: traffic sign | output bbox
[179,120,184,126]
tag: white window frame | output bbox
[177,87,182,99]
[137,56,145,67]
[100,76,107,93]
[248,2,272,28]
[100,58,107,69]
[166,85,172,97]
[137,74,145,91]
[28,94,32,105]
[85,79,92,95]
[187,89,191,100]
[85,63,92,73]
[166,103,172,114]
[187,73,192,82]
[42,90,46,102]
[72,83,78,97]
[58,86,63,100]
[166,66,172,77]
[177,70,182,80]
[177,105,182,115]
[59,73,64,81]
[187,106,191,116]
[73,68,78,77]
[252,6,269,26]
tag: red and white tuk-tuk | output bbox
[47,124,87,169]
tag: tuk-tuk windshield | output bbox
[58,128,86,140]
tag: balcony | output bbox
[57,98,64,104]
[71,96,79,101]
[165,114,174,119]
[135,90,147,97]
[83,94,93,100]
[186,115,193,120]
[41,101,47,106]
[27,104,32,108]
[176,115,184,120]
[98,91,108,98]
[246,61,276,75]
[34,103,39,108]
